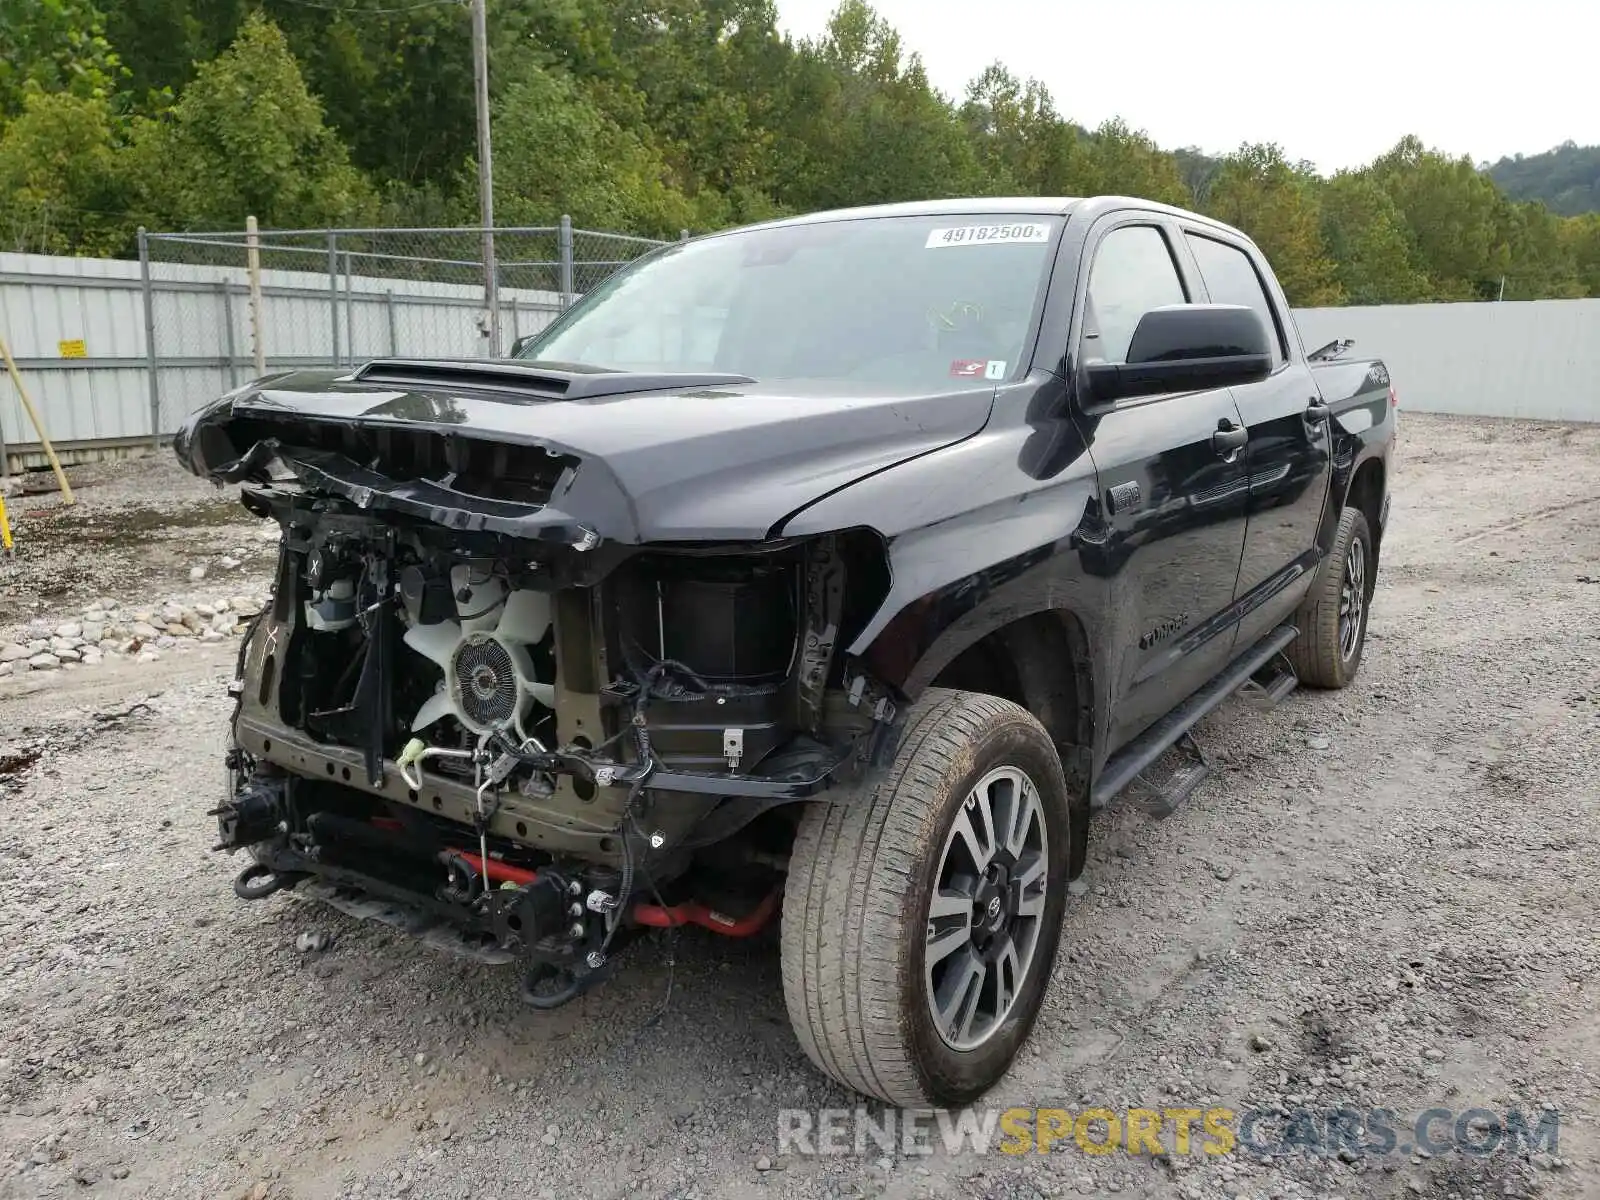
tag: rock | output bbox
[1422,1047,1445,1061]
[1213,863,1235,881]
[111,1167,129,1180]
[0,662,12,678]
[0,644,27,663]
[137,651,160,664]
[190,566,208,582]
[231,596,262,615]
[81,649,103,666]
[260,526,281,541]
[50,636,80,654]
[180,609,204,631]
[74,1166,100,1186]
[1306,735,1331,751]
[166,623,193,638]
[214,599,232,613]
[130,621,161,640]
[195,603,217,619]
[81,622,104,644]
[27,653,60,671]
[755,1155,773,1172]
[96,596,118,612]
[1249,1033,1274,1052]
[1067,878,1090,897]
[415,1053,429,1067]
[220,556,242,570]
[296,931,333,953]
[213,613,240,634]
[201,630,225,643]
[131,610,153,623]
[26,638,47,653]
[54,621,82,639]
[56,649,81,663]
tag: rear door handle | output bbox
[1305,400,1331,421]
[1212,424,1248,455]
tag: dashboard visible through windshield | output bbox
[516,214,1062,390]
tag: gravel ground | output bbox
[1,414,1597,1200]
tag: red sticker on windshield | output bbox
[950,359,1007,380]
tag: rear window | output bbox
[1184,234,1286,365]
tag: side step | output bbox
[1091,625,1299,812]
[1237,651,1298,710]
[1127,731,1212,818]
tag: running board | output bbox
[1091,625,1299,811]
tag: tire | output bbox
[780,688,1071,1107]
[1288,506,1374,689]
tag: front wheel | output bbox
[780,689,1071,1107]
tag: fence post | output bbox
[680,229,690,242]
[342,252,355,368]
[138,226,161,450]
[246,214,266,376]
[219,281,240,388]
[326,230,341,366]
[558,215,575,309]
[385,290,397,357]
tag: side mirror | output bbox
[507,334,538,359]
[1084,304,1272,403]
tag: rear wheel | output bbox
[780,689,1070,1106]
[1289,505,1374,689]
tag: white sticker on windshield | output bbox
[925,222,1052,249]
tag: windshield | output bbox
[517,214,1061,390]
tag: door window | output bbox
[1081,225,1188,365]
[1184,234,1286,366]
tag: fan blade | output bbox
[496,588,552,644]
[410,691,455,732]
[403,620,461,669]
[527,681,555,709]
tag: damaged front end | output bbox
[184,370,903,1005]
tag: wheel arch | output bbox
[923,609,1097,879]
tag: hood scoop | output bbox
[350,359,754,402]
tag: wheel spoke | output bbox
[936,950,986,1043]
[994,936,1023,1017]
[1013,854,1046,920]
[950,802,995,874]
[1003,777,1038,858]
[925,889,974,967]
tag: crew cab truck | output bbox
[176,196,1394,1108]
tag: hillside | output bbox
[1488,142,1600,215]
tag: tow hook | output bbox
[232,861,305,901]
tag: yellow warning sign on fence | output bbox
[58,338,87,358]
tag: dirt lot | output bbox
[1,414,1597,1200]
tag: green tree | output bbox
[1076,119,1190,207]
[126,14,373,229]
[0,90,130,254]
[1205,143,1341,306]
[0,0,127,118]
[1370,135,1509,299]
[489,57,699,238]
[1319,171,1430,304]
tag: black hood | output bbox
[173,360,996,544]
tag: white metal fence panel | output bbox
[1292,299,1600,423]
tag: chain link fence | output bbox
[136,220,670,437]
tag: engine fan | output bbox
[401,563,555,739]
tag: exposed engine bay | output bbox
[213,443,897,1006]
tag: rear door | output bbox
[1179,229,1333,656]
[1072,218,1251,752]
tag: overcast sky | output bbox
[774,0,1593,175]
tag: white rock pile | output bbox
[0,592,269,678]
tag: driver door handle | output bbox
[1305,399,1331,422]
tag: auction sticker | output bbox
[950,359,1008,379]
[926,223,1052,249]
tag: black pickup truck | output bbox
[175,195,1394,1108]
